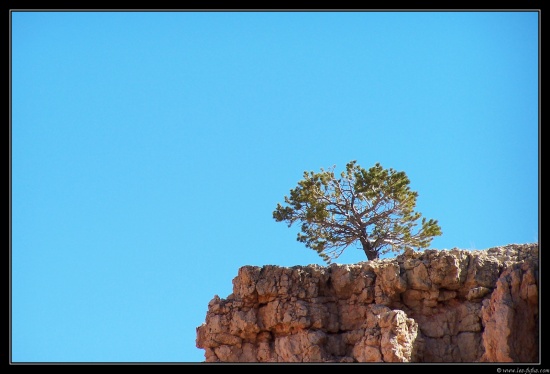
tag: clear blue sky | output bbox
[11,10,539,363]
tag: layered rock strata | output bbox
[196,244,538,362]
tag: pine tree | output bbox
[273,160,442,263]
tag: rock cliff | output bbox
[196,243,539,362]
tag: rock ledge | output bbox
[196,244,539,362]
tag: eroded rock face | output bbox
[196,244,538,362]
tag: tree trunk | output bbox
[360,239,379,261]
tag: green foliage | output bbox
[273,161,442,263]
